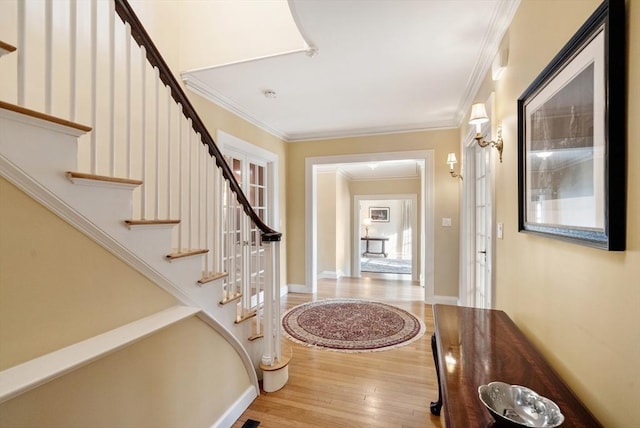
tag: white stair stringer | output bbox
[0,105,260,397]
[0,305,201,405]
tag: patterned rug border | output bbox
[281,298,426,353]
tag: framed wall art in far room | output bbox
[369,207,390,223]
[517,0,626,251]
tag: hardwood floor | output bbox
[232,277,444,428]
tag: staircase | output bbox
[0,0,288,426]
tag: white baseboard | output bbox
[318,270,340,279]
[287,283,310,294]
[432,295,459,306]
[210,385,257,428]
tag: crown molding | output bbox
[455,0,522,127]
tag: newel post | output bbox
[259,235,289,392]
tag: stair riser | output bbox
[0,115,78,180]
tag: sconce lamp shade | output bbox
[363,217,372,226]
[447,153,457,167]
[469,103,490,125]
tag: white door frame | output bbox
[459,94,497,309]
[353,194,418,281]
[305,150,434,303]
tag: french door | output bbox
[473,146,492,308]
[222,150,268,317]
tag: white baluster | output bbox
[154,67,160,219]
[45,0,52,114]
[109,1,115,177]
[17,0,25,106]
[203,152,210,277]
[177,113,185,251]
[69,0,77,121]
[125,23,131,178]
[140,45,146,218]
[197,141,203,250]
[166,88,172,219]
[90,0,97,173]
[213,165,222,275]
[187,128,193,250]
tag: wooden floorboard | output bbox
[232,276,444,428]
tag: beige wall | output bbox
[336,172,352,276]
[0,178,252,426]
[481,1,639,426]
[317,172,337,274]
[286,129,460,297]
[316,171,352,277]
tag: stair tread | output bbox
[125,219,180,226]
[248,334,264,342]
[0,101,91,132]
[259,355,291,371]
[166,249,209,260]
[220,293,242,305]
[0,305,200,404]
[67,171,143,186]
[198,271,228,285]
[0,40,17,54]
[234,310,257,324]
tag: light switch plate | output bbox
[497,222,503,239]
[442,218,452,227]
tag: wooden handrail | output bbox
[113,0,281,242]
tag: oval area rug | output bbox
[282,298,425,352]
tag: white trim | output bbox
[287,283,308,293]
[318,270,341,280]
[210,385,258,428]
[0,306,200,404]
[305,150,434,303]
[434,295,459,306]
[453,0,521,127]
[286,123,458,143]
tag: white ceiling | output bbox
[181,0,519,143]
[318,159,422,181]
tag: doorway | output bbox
[354,196,417,281]
[459,96,496,309]
[305,150,435,303]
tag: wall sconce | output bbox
[363,217,372,238]
[469,103,504,163]
[447,153,462,180]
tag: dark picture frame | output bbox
[517,0,626,250]
[369,207,390,223]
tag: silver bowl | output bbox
[478,381,565,427]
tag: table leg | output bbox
[430,332,443,416]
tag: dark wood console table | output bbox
[361,237,389,257]
[430,304,601,427]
